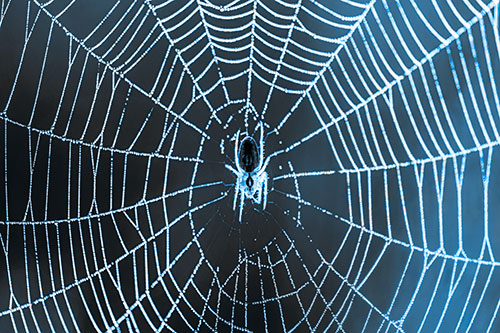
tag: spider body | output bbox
[239,137,258,172]
[225,124,269,222]
[239,137,258,189]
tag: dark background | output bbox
[1,0,500,331]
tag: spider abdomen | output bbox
[239,137,259,173]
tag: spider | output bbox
[225,124,269,222]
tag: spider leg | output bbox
[257,183,262,205]
[239,187,245,222]
[234,129,242,171]
[263,172,268,210]
[225,164,238,175]
[257,122,264,170]
[257,155,271,179]
[233,177,239,211]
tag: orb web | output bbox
[1,0,500,331]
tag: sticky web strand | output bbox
[0,0,500,332]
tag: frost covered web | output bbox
[1,0,500,331]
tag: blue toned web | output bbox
[1,0,500,331]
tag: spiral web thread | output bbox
[1,0,500,331]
